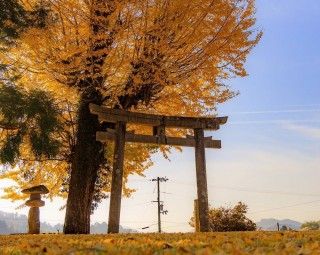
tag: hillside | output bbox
[256,218,302,231]
[1,210,304,234]
[0,211,136,234]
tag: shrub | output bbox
[190,202,256,232]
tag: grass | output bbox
[1,231,320,254]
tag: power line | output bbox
[121,201,153,208]
[170,180,320,198]
[120,220,157,224]
[163,221,188,224]
[248,199,320,215]
[141,223,158,230]
[130,178,320,198]
[152,181,157,194]
[208,185,320,197]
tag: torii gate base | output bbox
[90,104,227,233]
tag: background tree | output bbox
[0,0,52,45]
[190,202,256,232]
[301,221,320,231]
[0,85,61,164]
[0,0,28,45]
[0,220,10,234]
[0,0,261,234]
[0,90,155,201]
[0,0,67,200]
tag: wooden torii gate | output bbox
[90,104,228,233]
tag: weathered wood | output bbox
[96,130,221,149]
[153,125,166,144]
[105,128,135,135]
[194,199,200,232]
[90,104,228,234]
[108,121,126,234]
[194,128,210,232]
[90,104,227,130]
[153,125,165,136]
[186,135,213,140]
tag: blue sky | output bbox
[0,0,320,232]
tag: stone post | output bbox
[21,185,49,234]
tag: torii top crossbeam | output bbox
[90,104,227,129]
[89,103,228,233]
[90,104,227,148]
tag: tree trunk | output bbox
[64,88,103,234]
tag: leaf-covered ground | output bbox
[1,231,320,255]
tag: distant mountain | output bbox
[91,222,137,234]
[256,218,302,231]
[0,210,136,234]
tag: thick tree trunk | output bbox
[64,88,103,234]
[61,0,117,234]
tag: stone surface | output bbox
[30,193,40,200]
[28,207,40,234]
[25,199,45,207]
[21,185,49,194]
[22,185,49,234]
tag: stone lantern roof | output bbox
[21,185,49,195]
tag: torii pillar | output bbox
[194,128,209,231]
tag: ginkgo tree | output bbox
[0,0,261,234]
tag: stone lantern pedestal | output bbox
[21,185,49,234]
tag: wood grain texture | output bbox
[96,131,221,149]
[90,104,227,130]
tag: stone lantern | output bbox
[21,185,49,234]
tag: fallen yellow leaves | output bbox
[1,231,320,255]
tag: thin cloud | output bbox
[283,123,320,139]
[222,109,320,115]
[229,120,320,125]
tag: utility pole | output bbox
[151,177,168,233]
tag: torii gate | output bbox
[89,104,228,233]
